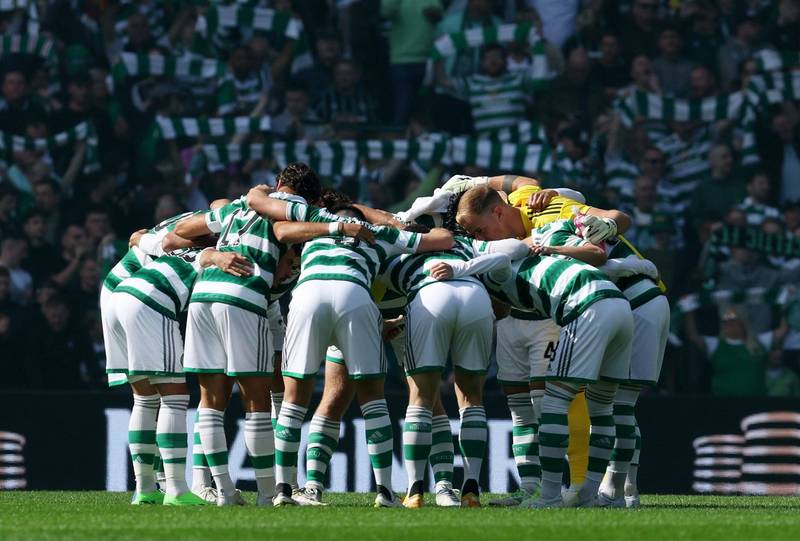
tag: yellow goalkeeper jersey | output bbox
[507,185,590,234]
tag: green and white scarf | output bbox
[0,0,28,10]
[615,89,749,126]
[677,286,795,314]
[109,52,228,89]
[155,115,270,140]
[711,225,800,258]
[198,5,304,41]
[753,50,800,73]
[0,34,55,66]
[0,122,100,174]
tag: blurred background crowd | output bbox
[0,0,798,397]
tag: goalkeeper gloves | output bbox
[581,215,618,243]
[440,175,490,194]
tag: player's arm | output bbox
[416,227,455,252]
[173,213,213,239]
[272,221,375,245]
[199,248,253,277]
[351,204,407,229]
[599,256,660,281]
[582,208,632,237]
[441,174,541,195]
[246,186,312,222]
[492,298,511,320]
[429,252,512,280]
[532,242,607,267]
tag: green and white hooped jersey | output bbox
[382,236,480,300]
[297,226,422,292]
[102,211,196,292]
[531,219,587,251]
[483,255,625,327]
[604,238,663,310]
[190,193,340,315]
[114,248,204,320]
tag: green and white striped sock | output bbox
[583,381,618,497]
[271,392,284,431]
[156,394,190,496]
[538,382,579,500]
[507,393,540,492]
[459,406,487,492]
[626,421,642,497]
[274,402,307,486]
[245,411,275,496]
[305,415,340,491]
[430,415,454,487]
[403,405,432,495]
[529,388,545,422]
[191,410,211,492]
[361,399,394,492]
[129,394,159,494]
[198,408,235,493]
[605,385,640,497]
[153,451,165,486]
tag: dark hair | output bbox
[23,210,45,224]
[0,266,9,279]
[84,203,110,218]
[329,204,366,221]
[276,163,322,204]
[320,188,351,210]
[35,178,61,195]
[0,183,17,200]
[480,43,507,60]
[43,293,69,310]
[748,171,770,184]
[285,80,309,95]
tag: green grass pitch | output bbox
[1,492,799,541]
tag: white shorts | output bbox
[404,281,493,375]
[184,302,272,376]
[546,298,633,384]
[630,295,670,384]
[101,286,128,386]
[496,315,561,386]
[284,281,385,380]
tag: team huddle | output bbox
[102,163,669,509]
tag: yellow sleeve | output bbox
[507,185,541,208]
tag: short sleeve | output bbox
[507,185,540,208]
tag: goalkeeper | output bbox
[439,173,630,502]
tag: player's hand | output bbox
[382,315,405,341]
[128,229,148,247]
[429,262,454,280]
[582,215,618,243]
[213,252,254,277]
[526,189,557,213]
[440,175,489,194]
[531,244,556,256]
[341,222,375,244]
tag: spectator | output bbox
[0,69,47,135]
[737,172,781,226]
[24,294,96,389]
[216,46,270,116]
[0,184,19,239]
[766,350,800,397]
[683,2,724,70]
[382,0,443,124]
[316,59,376,126]
[618,0,663,60]
[717,17,761,92]
[67,257,101,318]
[437,44,537,134]
[437,0,502,78]
[653,27,695,98]
[537,47,604,130]
[764,0,800,51]
[761,112,800,205]
[295,29,343,102]
[272,82,328,142]
[32,179,65,244]
[5,117,52,195]
[685,307,770,396]
[21,211,58,287]
[690,144,747,226]
[0,267,17,314]
[523,0,579,49]
[717,246,799,333]
[121,13,157,55]
[0,236,32,305]
[48,72,115,158]
[628,54,661,93]
[52,224,89,288]
[590,32,631,103]
[689,65,718,99]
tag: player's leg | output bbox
[451,284,493,508]
[599,383,641,506]
[191,379,233,501]
[626,420,642,508]
[297,352,355,506]
[400,283,453,508]
[354,377,398,507]
[490,315,541,507]
[275,283,331,505]
[402,372,439,507]
[430,393,458,506]
[184,302,240,505]
[566,393,590,490]
[238,375,275,506]
[271,362,284,431]
[571,299,634,506]
[128,378,161,504]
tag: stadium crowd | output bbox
[0,0,799,396]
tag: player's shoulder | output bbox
[507,184,540,206]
